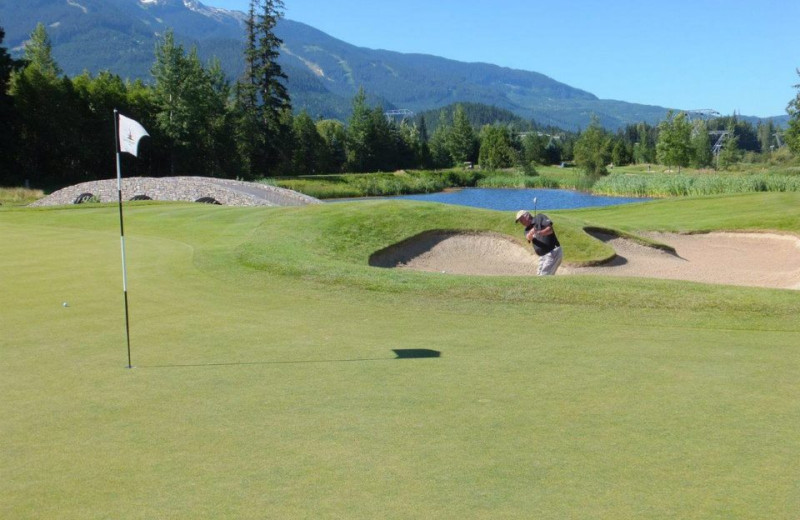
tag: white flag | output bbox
[118,114,149,157]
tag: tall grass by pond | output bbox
[591,173,800,197]
[272,168,800,200]
[268,169,483,199]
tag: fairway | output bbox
[2,195,800,519]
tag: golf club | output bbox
[533,196,537,218]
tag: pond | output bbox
[333,188,648,211]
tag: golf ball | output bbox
[62,302,69,307]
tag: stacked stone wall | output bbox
[30,177,321,207]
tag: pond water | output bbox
[334,188,648,211]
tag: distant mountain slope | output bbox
[0,0,787,129]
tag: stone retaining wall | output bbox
[30,177,321,207]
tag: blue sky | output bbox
[207,0,799,118]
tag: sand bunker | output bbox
[371,230,800,289]
[565,231,800,289]
[370,231,539,276]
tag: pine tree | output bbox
[611,139,631,166]
[447,104,477,165]
[656,111,692,172]
[71,71,131,181]
[574,116,611,176]
[11,24,81,187]
[428,110,453,168]
[416,115,432,168]
[291,110,324,174]
[345,87,373,172]
[316,119,347,173]
[24,23,61,78]
[522,132,548,166]
[716,123,740,170]
[205,58,240,177]
[478,125,516,170]
[632,122,656,164]
[152,30,190,175]
[237,0,292,177]
[0,26,21,185]
[784,68,800,154]
[756,120,775,154]
[690,120,713,168]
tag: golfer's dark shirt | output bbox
[525,213,560,256]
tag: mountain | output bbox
[0,0,788,130]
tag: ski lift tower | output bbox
[385,109,415,122]
[709,130,730,155]
[684,109,720,121]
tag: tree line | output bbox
[572,111,787,176]
[2,5,800,190]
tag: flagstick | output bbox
[114,109,133,369]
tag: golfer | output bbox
[515,210,563,275]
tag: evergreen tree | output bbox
[478,125,516,170]
[24,23,61,78]
[290,110,324,174]
[237,0,292,177]
[428,110,452,168]
[447,104,478,165]
[151,30,192,175]
[396,121,421,170]
[716,123,740,170]
[345,87,373,172]
[368,106,401,171]
[10,24,81,187]
[784,68,800,154]
[573,116,612,176]
[71,70,130,181]
[610,138,631,166]
[656,111,692,172]
[522,132,547,167]
[0,26,21,185]
[418,115,429,143]
[690,120,713,168]
[316,119,347,173]
[151,32,235,177]
[756,120,776,153]
[543,139,562,165]
[416,115,432,168]
[632,122,657,165]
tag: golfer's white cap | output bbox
[515,210,530,222]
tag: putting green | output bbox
[2,196,799,519]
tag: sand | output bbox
[371,230,800,290]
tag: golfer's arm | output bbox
[538,225,553,236]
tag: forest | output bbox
[1,18,799,192]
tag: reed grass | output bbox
[591,173,800,197]
[269,169,483,199]
[0,187,45,206]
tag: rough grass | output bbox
[2,194,800,519]
[269,169,483,199]
[267,165,800,200]
[0,187,45,206]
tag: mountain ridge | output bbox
[0,0,788,129]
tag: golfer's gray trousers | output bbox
[538,246,563,276]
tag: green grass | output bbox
[2,194,800,518]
